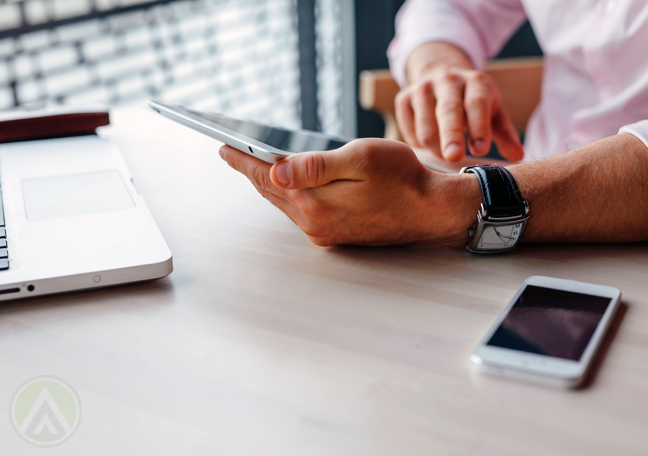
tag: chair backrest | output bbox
[359,57,544,141]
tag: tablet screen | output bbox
[183,108,349,153]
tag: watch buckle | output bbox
[480,203,487,219]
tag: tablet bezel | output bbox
[149,101,350,164]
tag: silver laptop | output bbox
[0,135,172,301]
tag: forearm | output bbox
[221,125,648,248]
[508,133,648,243]
[389,0,527,87]
[405,41,474,84]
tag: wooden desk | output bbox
[1,107,647,455]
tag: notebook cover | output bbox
[0,111,110,144]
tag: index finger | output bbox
[219,145,288,198]
[433,74,467,162]
[464,74,494,156]
[220,145,308,223]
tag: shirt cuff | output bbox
[619,120,648,150]
[388,33,486,89]
[387,2,487,88]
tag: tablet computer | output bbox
[149,101,353,163]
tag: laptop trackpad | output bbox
[22,170,136,221]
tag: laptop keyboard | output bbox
[0,188,7,270]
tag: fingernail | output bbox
[444,143,463,160]
[219,149,225,159]
[276,161,291,186]
[472,139,486,151]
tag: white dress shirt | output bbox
[388,0,648,160]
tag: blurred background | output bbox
[0,0,540,139]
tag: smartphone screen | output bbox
[487,285,613,361]
[183,108,349,153]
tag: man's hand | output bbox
[219,139,480,246]
[397,41,524,162]
[220,133,648,247]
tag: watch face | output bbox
[477,223,523,251]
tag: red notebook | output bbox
[0,107,110,143]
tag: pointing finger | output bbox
[433,73,467,162]
[464,73,494,157]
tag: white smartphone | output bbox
[149,101,352,163]
[470,275,621,388]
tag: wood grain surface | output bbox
[1,107,646,455]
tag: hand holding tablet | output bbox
[150,100,482,246]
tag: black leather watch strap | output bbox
[463,165,526,218]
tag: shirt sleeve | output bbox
[619,120,648,150]
[387,0,528,88]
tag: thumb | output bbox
[491,106,525,162]
[270,147,364,189]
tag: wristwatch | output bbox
[460,164,529,253]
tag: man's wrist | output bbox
[424,172,482,246]
[406,41,474,84]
